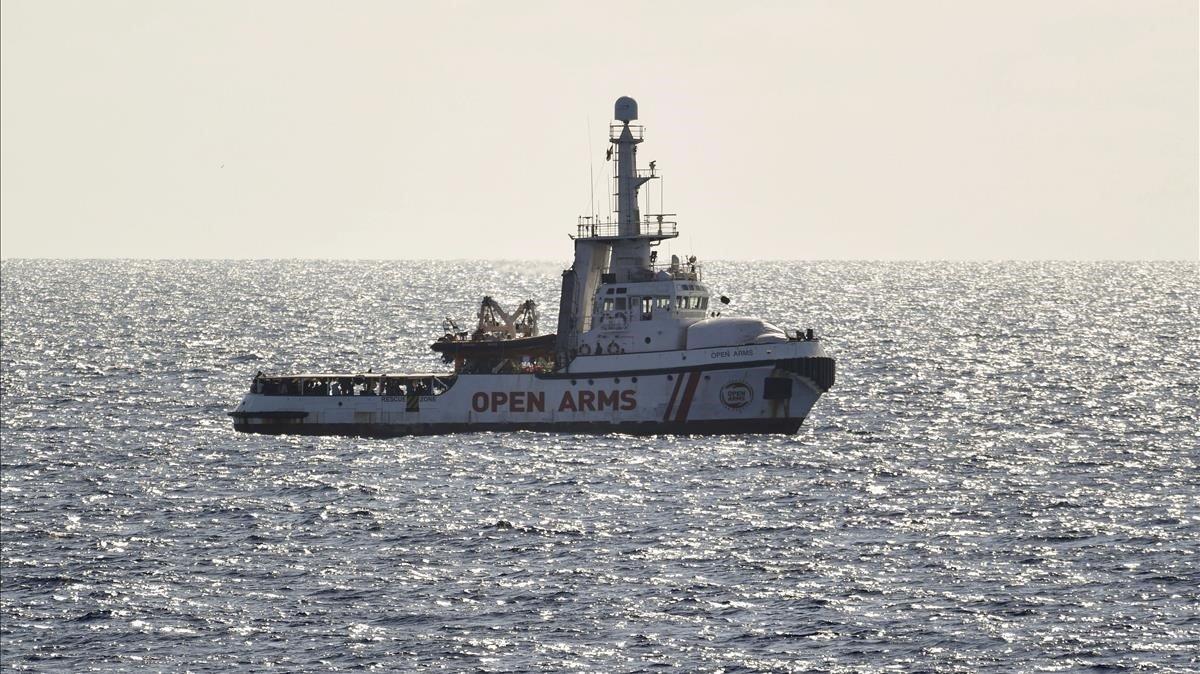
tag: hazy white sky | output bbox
[1,0,1196,260]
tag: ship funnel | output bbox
[614,96,638,122]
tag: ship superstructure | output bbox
[230,97,835,436]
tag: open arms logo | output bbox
[719,381,754,409]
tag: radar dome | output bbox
[614,96,638,122]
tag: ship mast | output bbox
[555,96,679,367]
[609,96,657,279]
[614,98,650,238]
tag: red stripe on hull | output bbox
[674,371,702,422]
[662,373,685,422]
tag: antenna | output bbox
[644,173,649,217]
[587,116,595,221]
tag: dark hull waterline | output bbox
[230,417,805,437]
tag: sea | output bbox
[1,260,1197,672]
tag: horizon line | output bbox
[1,257,1197,264]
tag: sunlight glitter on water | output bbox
[1,260,1197,672]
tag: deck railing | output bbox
[609,124,644,141]
[602,261,702,283]
[575,215,678,239]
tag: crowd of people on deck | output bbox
[250,373,438,397]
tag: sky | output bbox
[1,0,1197,260]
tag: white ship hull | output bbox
[230,341,833,436]
[229,97,836,437]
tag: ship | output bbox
[229,97,835,436]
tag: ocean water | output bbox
[1,260,1197,672]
